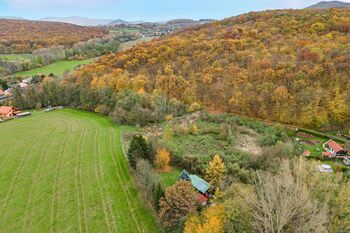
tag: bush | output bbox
[165,114,174,121]
[171,155,204,175]
[127,135,152,169]
[135,159,164,210]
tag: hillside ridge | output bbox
[306,1,350,9]
[69,9,350,128]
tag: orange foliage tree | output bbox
[184,204,226,233]
[155,147,171,171]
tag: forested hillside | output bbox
[72,9,350,129]
[0,19,107,53]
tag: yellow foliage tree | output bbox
[189,123,198,135]
[155,147,171,170]
[184,204,225,233]
[205,154,226,188]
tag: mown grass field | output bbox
[14,59,94,77]
[0,109,158,233]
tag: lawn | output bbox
[0,109,158,233]
[158,168,180,188]
[298,136,327,157]
[14,59,94,77]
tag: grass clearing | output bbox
[0,54,32,61]
[14,59,94,77]
[0,109,158,233]
[158,168,180,188]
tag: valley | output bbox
[0,1,350,233]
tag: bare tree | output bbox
[247,158,330,233]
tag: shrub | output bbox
[165,114,174,121]
[135,159,164,210]
[188,102,201,112]
[189,123,198,135]
[127,135,152,169]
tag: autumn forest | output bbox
[0,19,107,53]
[72,9,350,129]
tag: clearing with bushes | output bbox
[0,109,158,233]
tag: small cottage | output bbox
[323,140,347,157]
[179,170,210,206]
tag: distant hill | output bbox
[306,1,350,9]
[0,19,107,53]
[166,19,195,24]
[107,19,145,25]
[108,18,215,26]
[0,16,25,20]
[40,16,114,26]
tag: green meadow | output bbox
[14,59,94,77]
[0,109,158,233]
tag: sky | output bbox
[0,0,349,21]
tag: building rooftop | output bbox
[327,140,344,153]
[179,170,210,194]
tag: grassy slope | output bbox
[0,109,158,233]
[0,54,32,61]
[14,59,94,77]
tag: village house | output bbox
[322,140,348,158]
[0,106,20,118]
[179,170,210,206]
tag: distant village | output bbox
[0,76,64,122]
[0,76,33,103]
[109,19,215,38]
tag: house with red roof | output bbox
[0,106,20,118]
[323,140,348,157]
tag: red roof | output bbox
[198,193,207,204]
[327,141,344,153]
[322,152,334,157]
[303,150,311,156]
[0,106,18,116]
